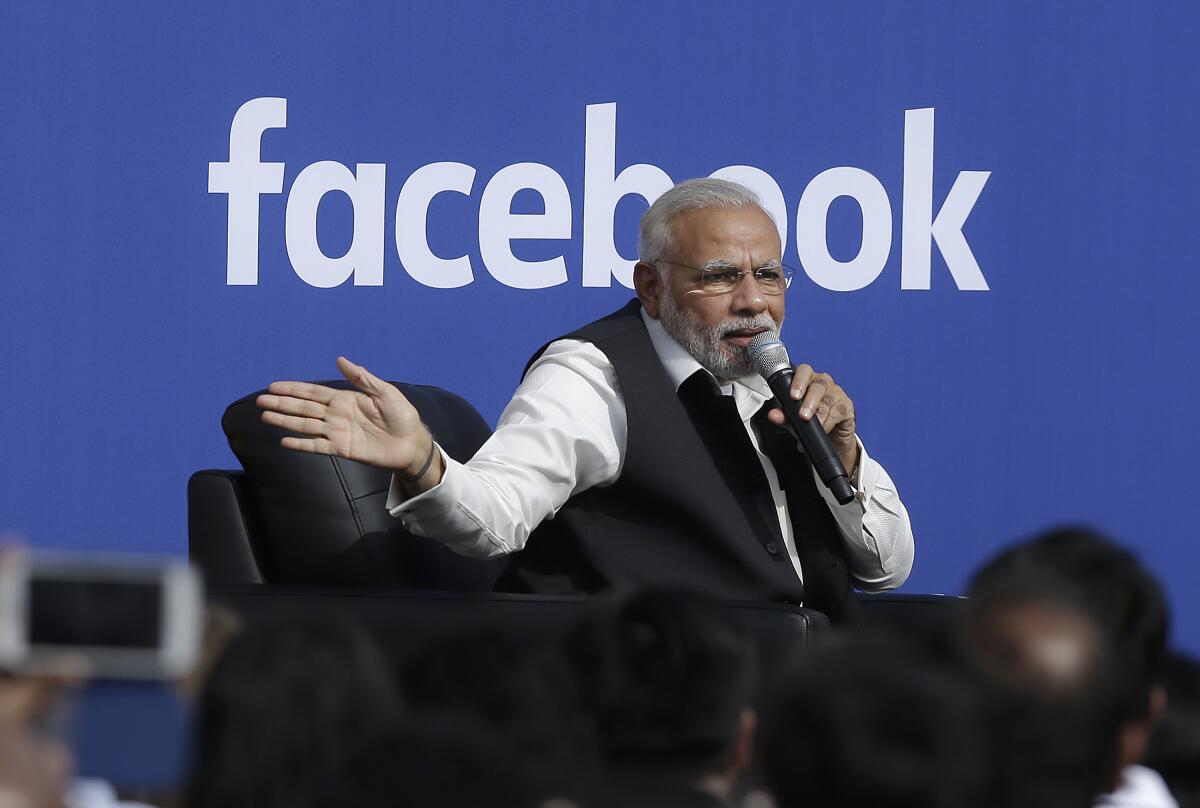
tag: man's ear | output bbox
[633,261,664,318]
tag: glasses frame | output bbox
[654,258,795,296]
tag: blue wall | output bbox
[3,2,1197,652]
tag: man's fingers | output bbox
[256,394,326,419]
[261,410,327,436]
[812,385,843,428]
[337,356,386,396]
[789,369,854,435]
[264,380,336,405]
[280,436,337,455]
[788,364,814,402]
[799,374,831,419]
[818,399,853,433]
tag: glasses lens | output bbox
[677,263,792,295]
[754,268,787,294]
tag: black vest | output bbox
[497,300,860,622]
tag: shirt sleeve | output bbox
[814,438,915,591]
[385,339,626,558]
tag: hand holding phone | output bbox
[0,551,203,680]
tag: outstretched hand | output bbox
[256,357,441,485]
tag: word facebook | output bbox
[209,98,991,291]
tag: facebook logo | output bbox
[209,98,991,292]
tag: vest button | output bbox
[765,542,779,555]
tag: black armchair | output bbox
[188,381,501,591]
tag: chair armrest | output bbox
[856,592,964,641]
[188,470,277,584]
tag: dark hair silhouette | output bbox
[567,588,756,779]
[758,633,987,808]
[182,615,401,808]
[960,525,1171,808]
[400,626,585,797]
[960,584,1126,808]
[968,525,1168,720]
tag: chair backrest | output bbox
[211,381,500,590]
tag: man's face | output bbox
[636,206,785,382]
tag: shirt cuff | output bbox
[853,436,880,503]
[814,436,871,510]
[385,444,460,529]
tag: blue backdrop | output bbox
[3,2,1197,652]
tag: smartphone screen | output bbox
[29,578,163,649]
[0,553,202,679]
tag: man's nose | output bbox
[729,271,768,315]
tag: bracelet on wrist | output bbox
[400,431,437,482]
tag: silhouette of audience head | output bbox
[969,526,1168,724]
[183,614,401,808]
[961,526,1171,806]
[961,580,1126,808]
[758,632,987,808]
[400,627,584,797]
[566,588,758,804]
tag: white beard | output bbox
[657,294,780,383]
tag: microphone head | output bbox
[746,331,792,379]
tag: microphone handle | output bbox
[764,368,856,506]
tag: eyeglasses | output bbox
[655,259,795,296]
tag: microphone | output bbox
[746,332,856,505]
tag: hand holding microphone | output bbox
[747,332,859,506]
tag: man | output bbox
[257,178,913,619]
[960,576,1133,808]
[565,588,759,807]
[963,528,1177,808]
[759,633,987,808]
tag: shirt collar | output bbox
[639,306,774,419]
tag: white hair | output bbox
[637,178,771,271]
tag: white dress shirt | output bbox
[389,309,914,592]
[1095,766,1180,808]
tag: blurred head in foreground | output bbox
[969,526,1168,724]
[183,615,400,808]
[566,588,758,805]
[962,526,1171,807]
[398,626,585,798]
[758,632,987,808]
[962,581,1125,808]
